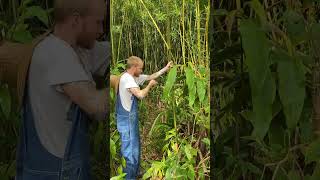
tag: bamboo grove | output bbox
[110,0,210,179]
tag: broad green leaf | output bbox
[197,79,206,103]
[250,65,275,140]
[305,139,320,164]
[0,85,11,119]
[110,173,126,180]
[142,167,153,180]
[184,144,192,160]
[110,138,116,157]
[202,138,210,146]
[187,164,195,180]
[273,50,305,129]
[121,157,126,168]
[240,20,270,90]
[12,30,33,43]
[185,66,196,106]
[240,19,275,140]
[25,6,49,26]
[162,66,177,100]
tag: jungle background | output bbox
[212,0,320,179]
[109,0,210,179]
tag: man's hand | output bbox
[130,80,158,99]
[147,62,174,81]
[165,61,174,71]
[149,79,158,87]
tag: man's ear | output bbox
[71,12,81,28]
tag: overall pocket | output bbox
[117,114,131,141]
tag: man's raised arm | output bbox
[146,61,173,81]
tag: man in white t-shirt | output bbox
[116,56,172,179]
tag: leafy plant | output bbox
[213,0,320,179]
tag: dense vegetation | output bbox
[213,0,320,179]
[110,0,210,179]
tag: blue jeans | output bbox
[116,93,140,180]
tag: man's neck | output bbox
[126,69,135,76]
[53,24,77,48]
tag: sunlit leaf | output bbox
[162,66,177,100]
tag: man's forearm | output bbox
[62,81,108,121]
[138,83,153,99]
[130,83,154,99]
[88,88,109,121]
[148,67,168,80]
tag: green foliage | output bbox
[111,0,210,179]
[239,19,276,140]
[162,66,177,101]
[213,0,320,179]
[0,0,51,42]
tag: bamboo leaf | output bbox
[197,79,206,103]
[162,66,177,100]
[185,66,196,106]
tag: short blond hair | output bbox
[127,56,143,69]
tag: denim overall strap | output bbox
[16,95,63,180]
[116,91,140,180]
[60,103,91,180]
[16,90,91,180]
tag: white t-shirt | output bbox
[118,72,149,111]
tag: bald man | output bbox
[16,0,109,179]
[116,56,172,179]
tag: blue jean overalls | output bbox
[116,90,140,180]
[16,90,92,180]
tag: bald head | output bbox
[54,0,106,23]
[53,0,106,49]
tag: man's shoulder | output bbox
[120,73,132,82]
[34,34,75,57]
